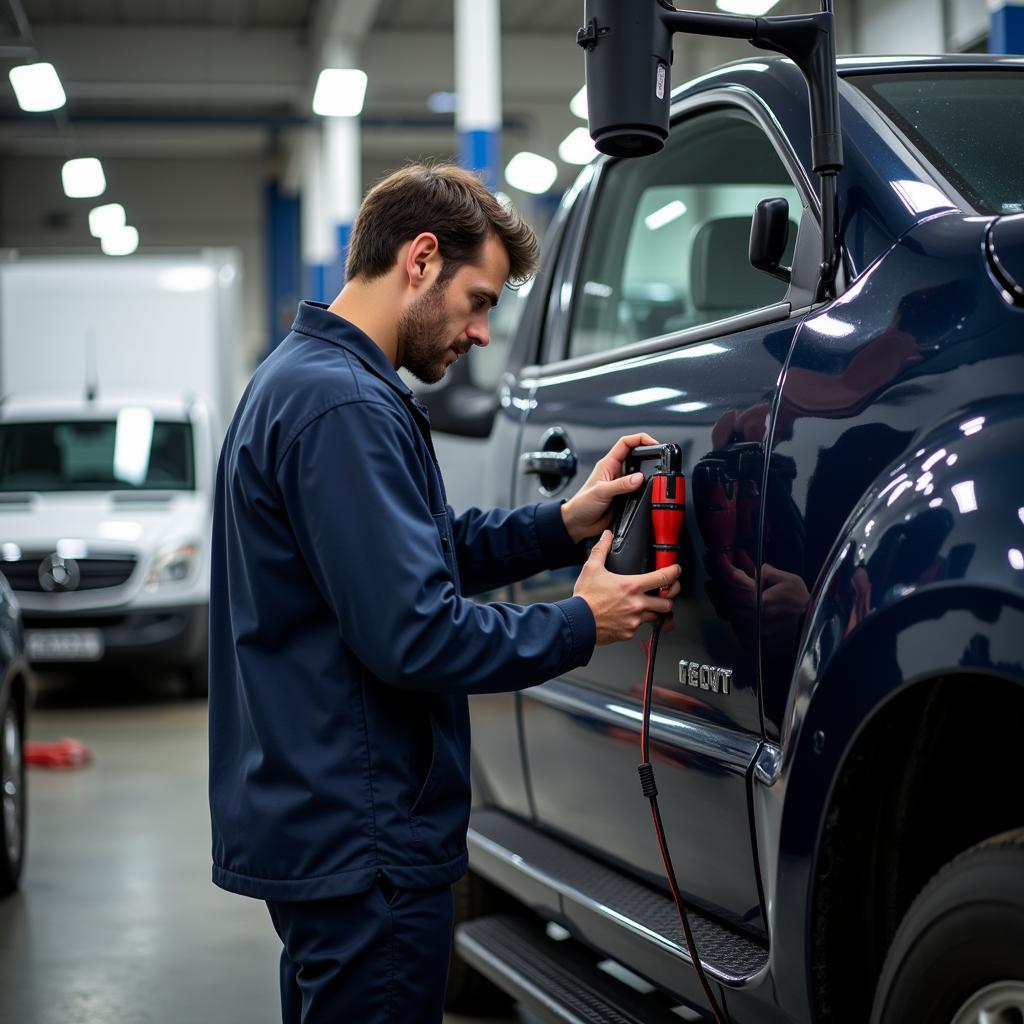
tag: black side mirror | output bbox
[749,197,792,284]
[415,355,498,439]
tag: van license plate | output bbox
[26,629,104,662]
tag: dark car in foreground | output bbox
[0,572,29,897]
[426,53,1024,1024]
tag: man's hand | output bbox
[574,531,682,645]
[560,433,660,544]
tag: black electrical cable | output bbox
[638,616,726,1024]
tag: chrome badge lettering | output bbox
[678,660,733,695]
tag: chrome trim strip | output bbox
[523,679,759,771]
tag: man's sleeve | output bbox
[449,503,586,597]
[275,400,595,694]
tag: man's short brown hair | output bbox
[345,163,540,288]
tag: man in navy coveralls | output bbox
[208,164,681,1023]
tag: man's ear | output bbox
[405,232,441,289]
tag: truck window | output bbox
[567,108,801,360]
[0,419,195,492]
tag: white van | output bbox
[0,393,215,696]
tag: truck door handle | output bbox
[519,450,577,478]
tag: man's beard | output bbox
[397,279,459,385]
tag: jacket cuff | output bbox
[534,501,586,568]
[555,596,597,669]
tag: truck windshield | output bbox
[848,69,1024,216]
[0,417,195,492]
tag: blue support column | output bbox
[990,2,1024,52]
[265,179,301,353]
[323,111,360,300]
[456,0,502,189]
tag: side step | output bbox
[455,914,690,1024]
[467,808,768,989]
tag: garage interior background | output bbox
[0,0,1015,394]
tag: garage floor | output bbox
[0,672,527,1024]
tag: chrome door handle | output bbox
[519,450,577,478]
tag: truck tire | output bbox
[445,869,514,1015]
[870,830,1024,1024]
[0,696,26,897]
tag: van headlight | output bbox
[144,542,199,591]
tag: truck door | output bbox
[512,98,819,933]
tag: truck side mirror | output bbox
[416,356,498,439]
[749,197,792,284]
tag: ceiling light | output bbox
[101,225,139,256]
[645,200,688,231]
[88,203,126,238]
[427,91,457,114]
[9,62,66,112]
[312,68,368,117]
[505,152,558,195]
[570,85,588,119]
[62,157,106,199]
[716,0,780,12]
[558,127,598,166]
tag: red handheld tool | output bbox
[651,470,685,595]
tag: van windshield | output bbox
[0,416,195,492]
[848,69,1024,215]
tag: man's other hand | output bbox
[574,531,682,645]
[560,433,660,544]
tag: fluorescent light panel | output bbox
[62,157,106,199]
[9,62,66,112]
[505,152,558,195]
[715,0,780,13]
[559,127,598,166]
[570,85,588,119]
[645,200,688,231]
[88,203,126,238]
[312,68,368,117]
[101,225,139,256]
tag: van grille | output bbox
[1,553,137,593]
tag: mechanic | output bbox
[207,163,681,1024]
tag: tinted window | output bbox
[566,110,800,360]
[0,417,195,492]
[850,70,1024,215]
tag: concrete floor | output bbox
[0,671,526,1024]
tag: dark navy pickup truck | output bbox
[425,51,1024,1024]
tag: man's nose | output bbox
[466,321,490,347]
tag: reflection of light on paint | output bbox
[1010,549,1024,571]
[812,313,856,338]
[98,520,143,542]
[666,401,709,413]
[645,200,688,231]
[865,519,875,536]
[892,179,955,214]
[929,498,943,508]
[887,479,914,506]
[947,453,959,467]
[1,543,21,562]
[611,387,682,407]
[960,416,985,436]
[1019,507,1024,526]
[951,480,978,514]
[56,538,88,559]
[560,282,573,311]
[879,473,909,499]
[678,342,728,359]
[922,449,947,472]
[915,471,933,492]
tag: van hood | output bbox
[0,492,208,554]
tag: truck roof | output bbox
[0,393,198,422]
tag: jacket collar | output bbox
[291,300,413,399]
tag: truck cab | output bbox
[0,393,215,696]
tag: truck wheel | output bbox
[870,830,1024,1024]
[183,655,209,699]
[0,697,26,897]
[445,869,514,1015]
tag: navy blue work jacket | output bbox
[209,301,596,901]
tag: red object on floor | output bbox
[24,738,93,769]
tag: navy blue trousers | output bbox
[266,879,454,1024]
